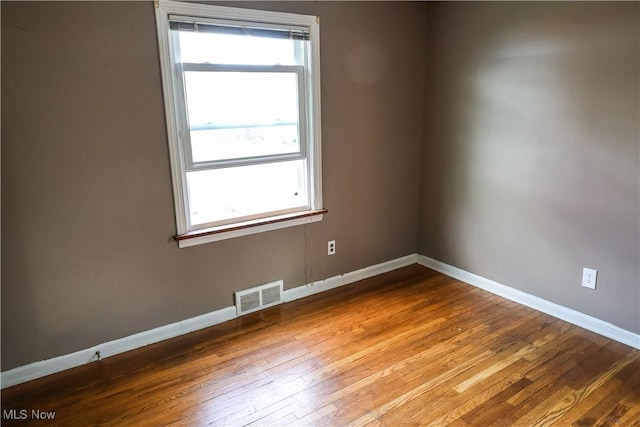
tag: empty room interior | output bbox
[2,1,639,425]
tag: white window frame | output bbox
[155,1,323,248]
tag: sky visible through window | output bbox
[176,31,309,225]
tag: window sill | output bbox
[175,209,327,248]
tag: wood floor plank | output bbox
[2,264,638,426]
[610,379,640,427]
[426,360,531,426]
[531,352,639,426]
[512,385,577,426]
[453,329,562,393]
[347,349,496,426]
[573,366,640,426]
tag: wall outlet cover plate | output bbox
[582,268,597,290]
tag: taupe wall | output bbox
[1,1,425,370]
[419,2,640,333]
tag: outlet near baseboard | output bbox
[582,268,597,290]
[328,240,336,255]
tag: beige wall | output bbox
[419,2,640,334]
[1,1,425,369]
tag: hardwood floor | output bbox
[2,265,639,426]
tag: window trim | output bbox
[155,1,323,246]
[176,208,327,248]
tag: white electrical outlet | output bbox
[328,240,336,255]
[582,268,597,290]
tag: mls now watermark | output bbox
[3,409,57,420]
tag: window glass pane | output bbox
[178,31,297,65]
[187,159,309,226]
[184,71,301,162]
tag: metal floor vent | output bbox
[235,280,284,316]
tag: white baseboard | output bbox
[284,254,418,302]
[1,254,418,389]
[0,306,239,390]
[417,255,640,350]
[4,253,637,389]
